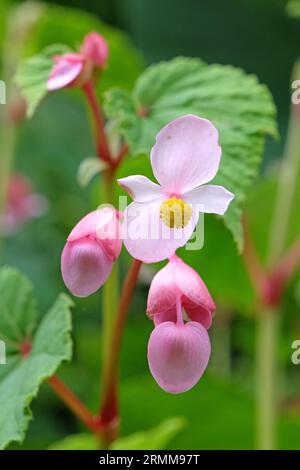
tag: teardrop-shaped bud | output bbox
[61,207,122,297]
[147,321,211,394]
[81,32,109,68]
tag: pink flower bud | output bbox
[61,207,122,297]
[81,32,109,68]
[147,320,211,394]
[147,255,215,329]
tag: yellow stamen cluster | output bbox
[159,198,192,229]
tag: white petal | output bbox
[184,185,234,215]
[117,175,164,202]
[150,115,222,194]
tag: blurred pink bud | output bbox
[47,32,108,91]
[47,53,84,91]
[1,173,47,234]
[61,207,122,297]
[147,255,215,329]
[81,32,109,68]
[147,320,211,394]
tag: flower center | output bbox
[159,197,192,229]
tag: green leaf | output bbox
[77,158,107,188]
[105,57,277,249]
[0,267,73,449]
[111,417,187,450]
[15,44,71,118]
[48,418,185,450]
[49,434,98,450]
[286,0,300,18]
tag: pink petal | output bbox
[147,256,215,329]
[61,238,112,297]
[118,175,164,202]
[150,115,222,194]
[47,53,84,91]
[184,306,213,330]
[122,199,199,263]
[171,257,215,329]
[184,185,234,215]
[67,209,111,241]
[147,321,211,394]
[95,209,122,260]
[67,208,122,261]
[81,32,108,67]
[147,262,179,316]
[153,306,177,326]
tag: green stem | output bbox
[255,61,300,450]
[0,123,16,236]
[268,61,300,267]
[210,311,232,378]
[255,309,279,449]
[99,258,142,446]
[101,167,119,397]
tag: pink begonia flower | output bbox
[61,207,121,297]
[118,115,234,263]
[47,32,108,91]
[148,299,211,394]
[147,255,215,329]
[1,173,47,234]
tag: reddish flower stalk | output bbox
[82,81,112,165]
[272,236,300,288]
[114,143,129,169]
[243,216,300,309]
[99,258,142,443]
[48,375,102,435]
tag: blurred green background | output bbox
[1,0,300,450]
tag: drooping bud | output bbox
[147,320,211,394]
[81,32,108,68]
[61,207,121,297]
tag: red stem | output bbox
[272,236,300,287]
[82,81,112,164]
[99,259,142,440]
[48,375,101,435]
[114,143,129,169]
[243,217,300,308]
